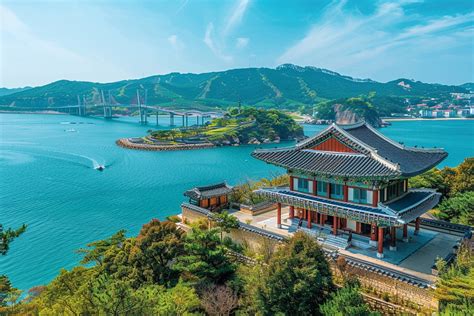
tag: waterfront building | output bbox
[184,182,233,210]
[252,122,448,258]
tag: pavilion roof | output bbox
[184,182,233,200]
[252,122,447,179]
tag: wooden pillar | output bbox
[307,210,312,229]
[356,222,361,234]
[390,227,397,251]
[333,216,338,235]
[343,185,348,202]
[320,214,325,225]
[414,217,420,235]
[277,203,282,228]
[370,224,378,246]
[289,176,294,191]
[312,180,317,195]
[327,182,331,198]
[403,224,408,242]
[289,206,295,219]
[372,189,379,207]
[377,227,384,258]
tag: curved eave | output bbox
[399,152,449,177]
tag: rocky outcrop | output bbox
[334,104,382,127]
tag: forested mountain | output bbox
[0,87,31,97]
[0,64,466,110]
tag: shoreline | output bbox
[116,138,216,151]
[0,110,66,115]
[383,117,472,122]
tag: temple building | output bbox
[184,182,233,211]
[252,122,448,258]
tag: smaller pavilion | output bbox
[184,182,233,211]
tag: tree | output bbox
[176,227,236,285]
[449,157,474,196]
[0,275,21,308]
[103,219,185,287]
[77,229,126,265]
[436,192,474,225]
[200,284,239,316]
[320,279,379,316]
[0,224,27,255]
[257,231,333,315]
[435,241,474,313]
[211,211,239,241]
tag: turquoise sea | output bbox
[1,114,473,291]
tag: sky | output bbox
[0,0,473,88]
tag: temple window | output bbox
[349,188,373,205]
[297,178,309,193]
[330,183,344,200]
[317,181,328,197]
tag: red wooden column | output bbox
[327,182,331,198]
[307,210,312,229]
[414,217,420,235]
[403,224,408,242]
[370,224,378,246]
[343,185,348,202]
[312,180,317,195]
[289,176,294,191]
[289,206,295,219]
[320,214,325,226]
[277,203,282,228]
[356,222,361,234]
[377,227,384,258]
[333,216,338,235]
[372,190,379,207]
[390,227,397,251]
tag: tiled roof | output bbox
[252,122,447,178]
[343,123,448,176]
[252,148,398,178]
[184,182,233,200]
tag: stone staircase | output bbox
[296,225,349,250]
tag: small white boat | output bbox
[65,128,77,132]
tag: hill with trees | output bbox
[0,64,466,111]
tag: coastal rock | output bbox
[248,137,261,145]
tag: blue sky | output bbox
[0,0,473,88]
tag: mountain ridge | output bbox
[0,64,467,110]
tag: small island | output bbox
[117,108,305,151]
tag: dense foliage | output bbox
[320,279,380,316]
[0,64,465,109]
[409,158,473,224]
[435,241,474,314]
[1,215,382,315]
[257,231,334,315]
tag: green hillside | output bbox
[0,64,467,110]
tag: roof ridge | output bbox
[302,149,365,156]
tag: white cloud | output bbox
[236,37,249,49]
[277,1,474,82]
[168,34,184,50]
[203,23,233,62]
[224,0,250,35]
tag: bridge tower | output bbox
[170,113,175,126]
[102,90,113,119]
